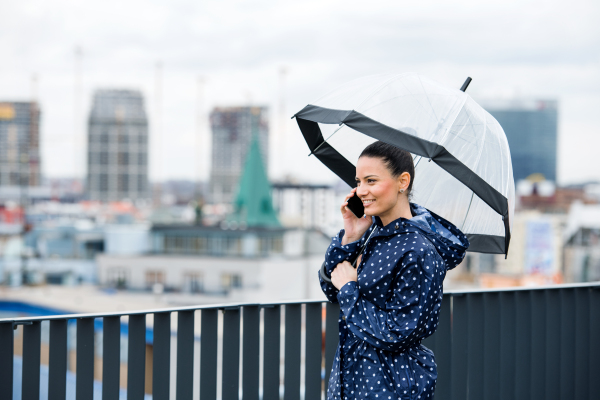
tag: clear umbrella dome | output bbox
[304,72,514,246]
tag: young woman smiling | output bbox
[320,141,469,400]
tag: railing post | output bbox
[48,319,68,400]
[222,307,240,400]
[262,305,280,400]
[283,304,301,400]
[242,305,260,400]
[304,303,323,400]
[127,314,146,400]
[0,322,14,400]
[200,309,218,400]
[22,321,41,400]
[324,302,339,391]
[176,310,195,400]
[102,316,121,400]
[152,312,171,400]
[76,318,95,400]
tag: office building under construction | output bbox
[86,89,149,202]
[210,106,269,204]
[0,102,41,188]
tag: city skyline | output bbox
[1,0,598,185]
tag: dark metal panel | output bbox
[222,308,240,400]
[22,321,41,400]
[514,291,531,400]
[152,312,171,400]
[176,311,194,400]
[304,303,323,400]
[324,302,339,386]
[483,292,500,400]
[262,306,281,400]
[450,294,468,400]
[200,309,218,400]
[284,304,301,400]
[242,306,260,400]
[499,291,516,400]
[0,323,13,400]
[48,319,68,400]
[433,295,451,398]
[544,289,561,400]
[590,287,600,396]
[530,289,546,400]
[76,318,95,400]
[466,293,484,400]
[103,316,121,400]
[559,289,575,400]
[127,314,146,400]
[574,288,590,400]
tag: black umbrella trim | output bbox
[294,104,511,255]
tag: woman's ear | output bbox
[398,172,411,193]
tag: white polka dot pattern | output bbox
[319,203,469,399]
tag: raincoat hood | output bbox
[373,202,469,270]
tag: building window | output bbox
[191,237,207,254]
[118,174,129,191]
[145,270,165,290]
[100,173,109,191]
[118,152,129,165]
[221,273,242,290]
[183,273,203,293]
[107,268,128,289]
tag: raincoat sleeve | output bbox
[318,229,363,303]
[336,249,439,352]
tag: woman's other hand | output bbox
[341,188,372,245]
[331,259,359,290]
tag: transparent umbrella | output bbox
[293,72,515,255]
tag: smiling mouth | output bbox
[362,199,376,206]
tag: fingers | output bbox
[356,254,362,266]
[340,188,358,214]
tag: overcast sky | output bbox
[1,0,599,185]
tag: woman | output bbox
[320,141,469,400]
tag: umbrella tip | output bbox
[460,77,472,92]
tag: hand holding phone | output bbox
[341,188,372,245]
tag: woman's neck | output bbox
[379,198,412,227]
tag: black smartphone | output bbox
[347,192,365,218]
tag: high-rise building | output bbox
[0,102,41,187]
[209,106,269,204]
[86,89,149,202]
[484,99,558,182]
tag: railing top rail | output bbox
[1,281,599,324]
[0,298,327,324]
[443,280,600,295]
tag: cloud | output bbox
[0,0,599,184]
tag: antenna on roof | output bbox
[460,77,472,92]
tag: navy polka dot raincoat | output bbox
[320,203,469,400]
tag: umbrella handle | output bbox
[320,255,360,284]
[320,261,332,283]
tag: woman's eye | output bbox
[367,179,375,183]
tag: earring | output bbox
[400,189,405,193]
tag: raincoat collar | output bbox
[370,202,469,270]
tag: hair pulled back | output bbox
[359,141,415,195]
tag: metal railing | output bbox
[1,282,599,400]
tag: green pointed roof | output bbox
[228,135,281,228]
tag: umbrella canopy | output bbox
[294,72,515,255]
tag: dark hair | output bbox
[359,141,415,195]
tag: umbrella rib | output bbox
[309,124,345,156]
[461,191,475,230]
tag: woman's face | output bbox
[355,156,403,219]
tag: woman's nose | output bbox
[356,185,368,197]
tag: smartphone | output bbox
[347,192,365,219]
